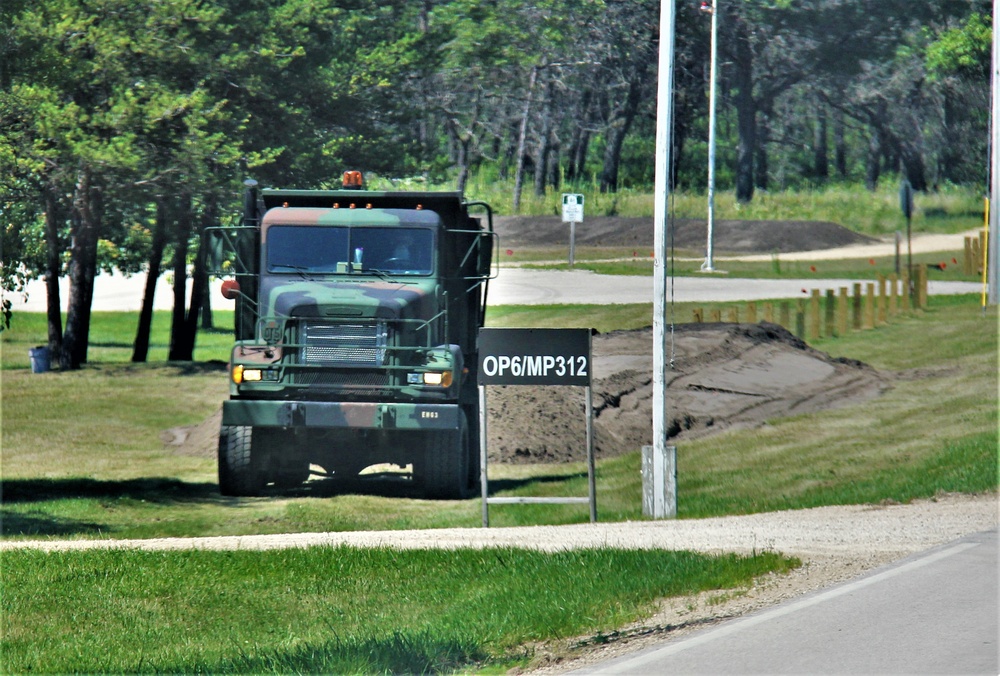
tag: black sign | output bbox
[477,328,592,386]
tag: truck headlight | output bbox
[407,371,452,387]
[232,365,264,384]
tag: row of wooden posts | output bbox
[692,264,930,341]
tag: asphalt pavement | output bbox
[9,268,983,312]
[574,529,999,675]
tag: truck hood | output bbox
[259,277,437,321]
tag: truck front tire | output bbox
[218,425,265,496]
[422,412,472,500]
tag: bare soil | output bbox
[486,322,887,464]
[492,215,878,253]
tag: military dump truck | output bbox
[208,172,495,499]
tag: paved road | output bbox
[575,529,999,675]
[488,269,982,306]
[9,269,983,312]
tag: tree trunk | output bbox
[60,169,101,370]
[733,15,756,203]
[132,198,168,362]
[547,128,561,192]
[865,128,882,191]
[834,109,848,178]
[167,194,193,361]
[513,65,538,212]
[813,100,828,179]
[454,126,470,194]
[176,194,217,361]
[755,100,772,192]
[534,79,553,198]
[599,77,642,194]
[43,185,63,362]
[565,89,592,183]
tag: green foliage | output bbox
[927,12,992,80]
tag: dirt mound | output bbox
[485,322,887,463]
[494,216,878,253]
[169,323,887,465]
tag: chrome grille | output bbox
[301,321,388,366]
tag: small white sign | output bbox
[562,193,584,223]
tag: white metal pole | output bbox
[702,0,718,272]
[479,385,489,527]
[653,0,677,518]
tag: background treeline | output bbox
[0,0,991,368]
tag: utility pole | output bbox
[701,0,719,273]
[652,0,677,517]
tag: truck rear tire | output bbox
[422,413,471,500]
[218,425,265,496]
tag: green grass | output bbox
[465,177,985,237]
[1,546,797,673]
[0,310,235,369]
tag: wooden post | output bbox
[901,270,911,311]
[825,289,835,337]
[693,308,703,323]
[809,290,821,340]
[877,275,887,325]
[888,273,898,316]
[780,301,790,330]
[964,237,975,275]
[727,307,739,323]
[917,264,928,308]
[746,301,757,324]
[763,302,774,324]
[852,282,862,330]
[709,308,721,323]
[837,287,848,337]
[864,282,875,329]
[795,299,806,339]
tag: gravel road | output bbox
[5,493,993,558]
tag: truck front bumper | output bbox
[222,399,461,431]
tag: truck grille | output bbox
[301,321,388,366]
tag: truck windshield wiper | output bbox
[364,268,398,281]
[271,264,315,280]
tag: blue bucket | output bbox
[29,346,51,373]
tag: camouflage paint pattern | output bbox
[226,203,468,428]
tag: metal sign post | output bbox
[561,194,584,266]
[477,327,595,527]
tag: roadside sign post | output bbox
[477,327,595,527]
[561,194,584,266]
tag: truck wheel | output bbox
[218,425,265,496]
[422,413,470,500]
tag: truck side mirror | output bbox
[221,279,242,300]
[478,232,495,276]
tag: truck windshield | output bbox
[266,225,434,275]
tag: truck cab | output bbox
[211,174,495,498]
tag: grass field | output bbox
[464,178,985,237]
